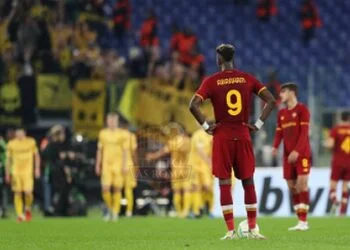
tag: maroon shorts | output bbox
[331,161,350,181]
[212,137,255,180]
[283,156,311,180]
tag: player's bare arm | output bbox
[189,95,217,135]
[5,154,12,184]
[34,152,41,179]
[244,88,276,131]
[95,147,102,176]
[146,146,170,162]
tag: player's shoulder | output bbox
[297,102,309,111]
[27,137,36,144]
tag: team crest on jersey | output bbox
[281,116,285,121]
[292,112,297,118]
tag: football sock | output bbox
[14,193,23,217]
[340,191,349,215]
[329,188,337,204]
[292,192,302,220]
[182,191,192,217]
[192,190,202,216]
[102,190,113,210]
[244,184,257,230]
[220,184,234,231]
[125,188,134,213]
[24,193,33,210]
[173,192,182,215]
[298,191,310,222]
[112,191,122,215]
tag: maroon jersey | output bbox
[329,124,350,166]
[273,103,311,157]
[196,69,266,140]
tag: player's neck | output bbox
[287,98,298,110]
[220,63,234,71]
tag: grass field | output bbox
[1,215,349,250]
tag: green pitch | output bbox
[0,215,349,250]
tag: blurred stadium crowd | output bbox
[0,0,348,218]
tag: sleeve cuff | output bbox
[257,86,267,96]
[195,93,204,100]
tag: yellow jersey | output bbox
[98,128,129,171]
[167,134,190,168]
[6,137,38,176]
[188,129,212,171]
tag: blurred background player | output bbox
[189,44,276,239]
[5,128,40,222]
[272,82,312,231]
[324,111,350,215]
[95,113,128,221]
[146,123,191,218]
[123,128,138,217]
[0,135,7,218]
[188,127,214,217]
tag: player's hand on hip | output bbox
[243,123,258,132]
[288,150,299,164]
[205,122,217,135]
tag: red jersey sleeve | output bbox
[294,105,310,154]
[196,77,212,100]
[273,110,283,148]
[250,75,267,96]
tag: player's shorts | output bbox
[12,174,33,192]
[212,137,255,180]
[197,169,213,188]
[283,156,311,180]
[101,169,123,188]
[330,160,350,181]
[123,170,137,189]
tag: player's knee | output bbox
[219,178,231,185]
[242,177,254,187]
[296,182,308,193]
[342,182,349,192]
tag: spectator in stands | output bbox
[0,3,16,56]
[256,0,277,22]
[73,21,97,50]
[139,9,159,49]
[112,0,131,39]
[300,0,322,45]
[170,23,183,53]
[127,46,148,78]
[177,27,197,65]
[16,14,40,76]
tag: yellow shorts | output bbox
[101,170,123,188]
[123,171,137,189]
[197,169,213,188]
[12,174,33,192]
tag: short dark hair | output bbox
[281,82,298,95]
[341,111,350,122]
[216,44,235,62]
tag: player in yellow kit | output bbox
[95,113,129,221]
[146,123,191,217]
[188,128,214,217]
[123,130,138,217]
[5,128,40,222]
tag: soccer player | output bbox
[5,128,40,222]
[188,128,214,217]
[324,111,350,215]
[189,44,276,239]
[146,123,191,218]
[123,129,138,217]
[272,82,312,231]
[95,113,128,221]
